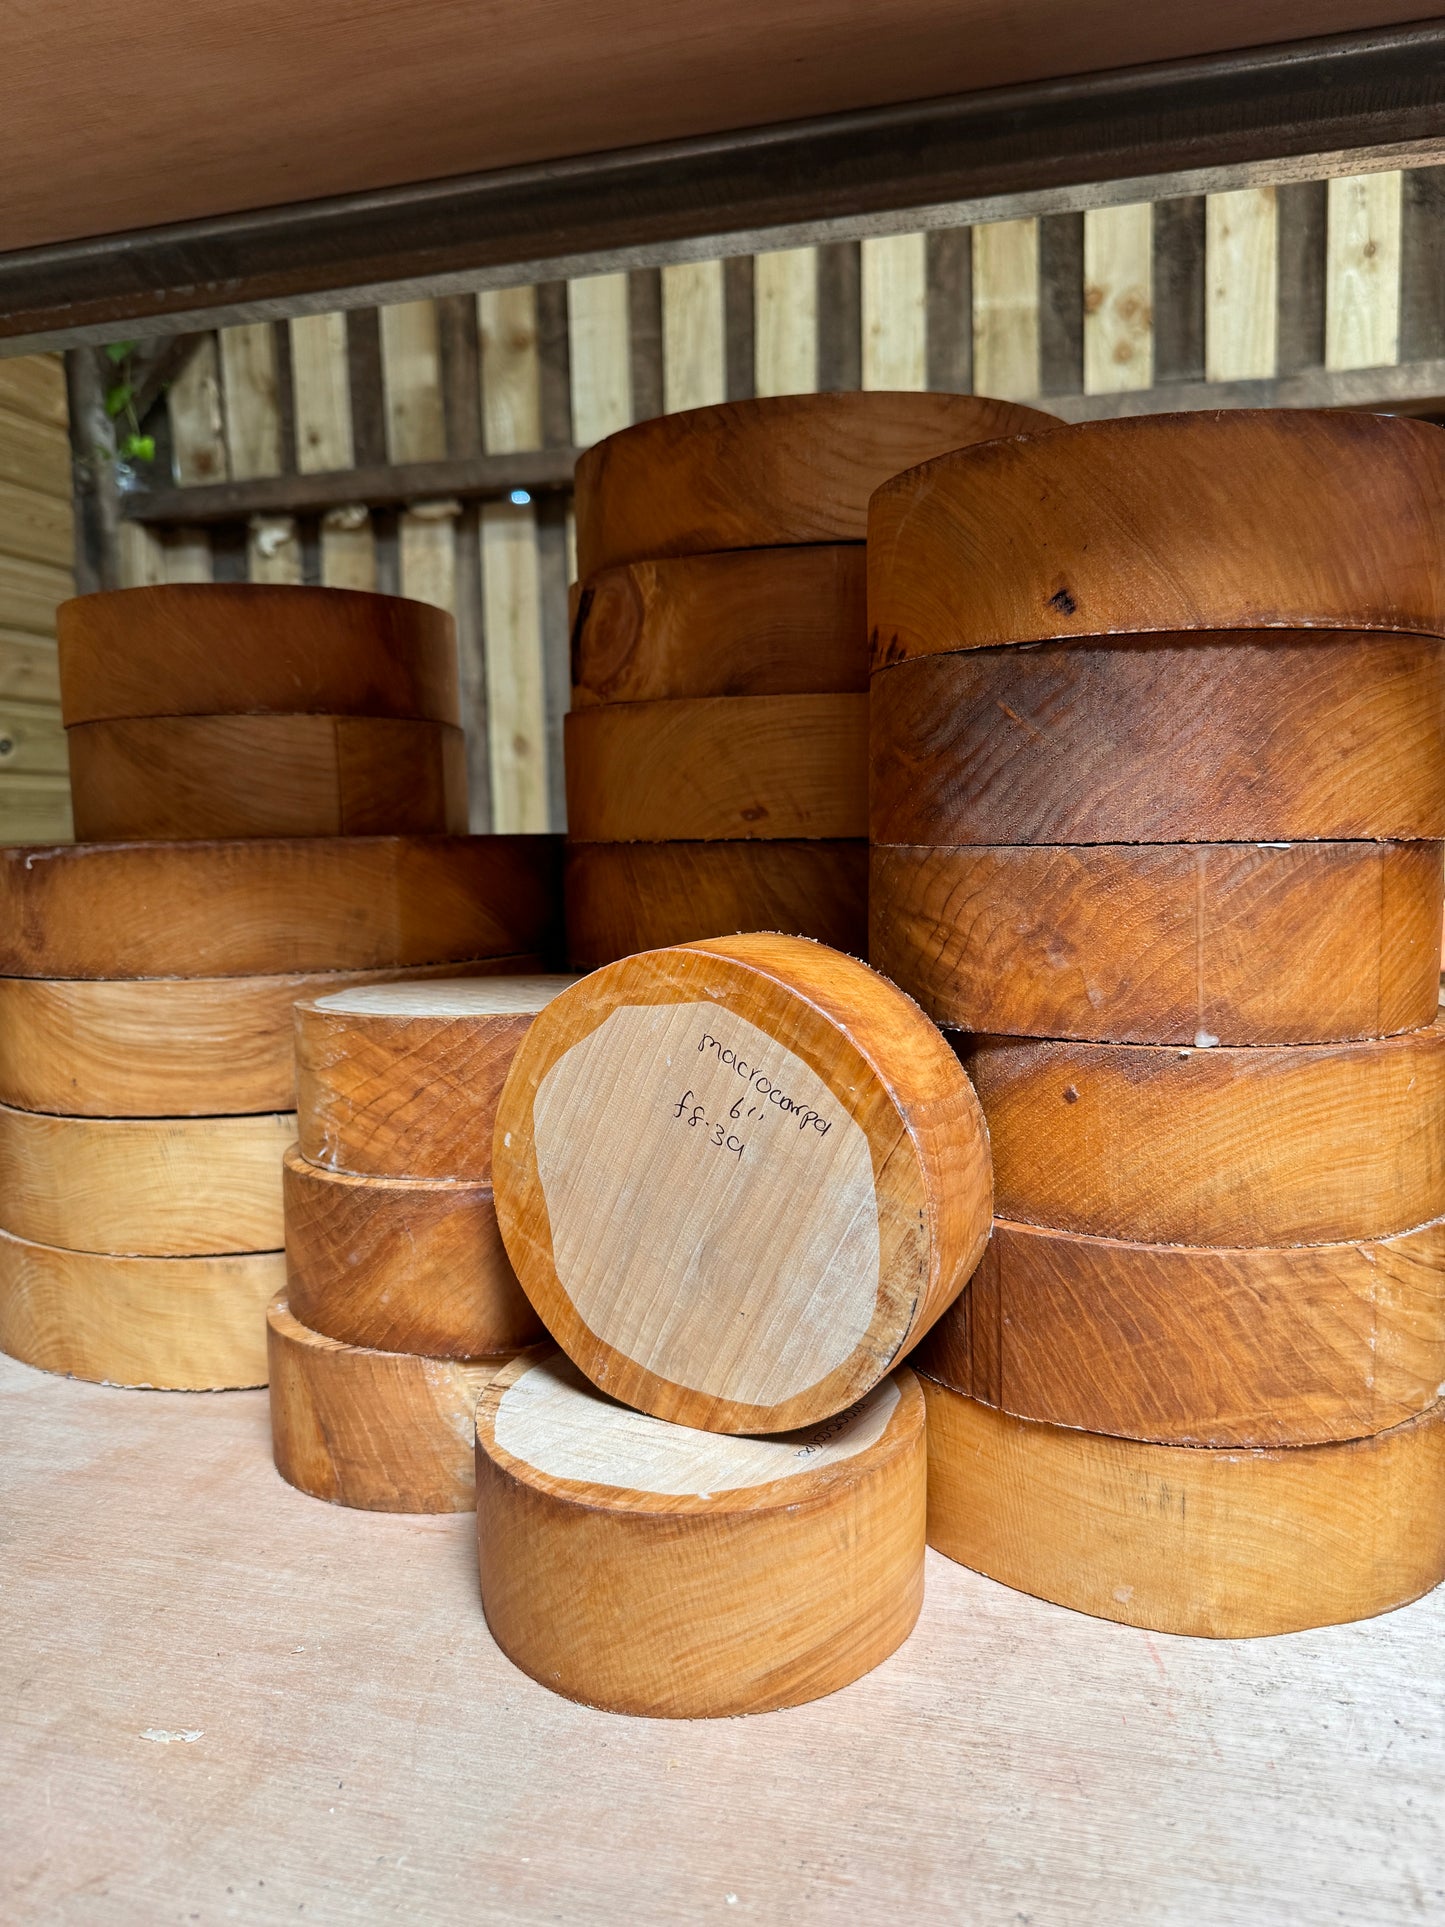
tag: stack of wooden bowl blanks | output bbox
[483,934,993,1715]
[270,975,577,1513]
[869,409,1445,1638]
[565,393,1056,968]
[58,584,468,840]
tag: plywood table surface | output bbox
[2,1348,1441,1925]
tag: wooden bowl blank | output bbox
[575,391,1058,575]
[57,584,461,726]
[476,1352,925,1716]
[67,714,469,841]
[571,547,867,707]
[493,933,991,1433]
[0,1229,281,1388]
[564,839,867,969]
[870,411,1445,662]
[915,1215,1445,1448]
[921,1375,1445,1637]
[0,835,560,979]
[564,695,867,841]
[870,633,1445,844]
[963,1020,1445,1247]
[283,1147,543,1358]
[870,841,1443,1045]
[295,974,576,1181]
[267,1297,512,1512]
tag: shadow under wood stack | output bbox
[564,392,1056,967]
[868,409,1445,1636]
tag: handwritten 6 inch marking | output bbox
[673,1091,746,1160]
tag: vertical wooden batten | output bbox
[479,288,543,454]
[289,313,355,474]
[167,337,228,487]
[319,507,376,591]
[661,262,726,414]
[379,301,447,464]
[861,234,927,391]
[1205,187,1279,381]
[567,275,632,448]
[218,325,283,480]
[482,501,549,835]
[754,247,819,398]
[972,219,1041,400]
[1326,173,1404,371]
[1083,202,1154,393]
[246,516,300,585]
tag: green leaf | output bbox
[121,433,155,462]
[104,382,134,418]
[104,340,137,364]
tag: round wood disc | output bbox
[68,715,469,841]
[963,1019,1445,1247]
[0,835,559,979]
[564,839,866,969]
[493,934,991,1433]
[0,1229,282,1389]
[563,694,867,841]
[571,547,867,707]
[0,1101,292,1255]
[267,1297,514,1513]
[57,584,461,726]
[476,1351,925,1715]
[575,391,1058,574]
[920,1375,1445,1637]
[914,1215,1445,1447]
[870,634,1445,843]
[295,975,577,1181]
[0,958,543,1117]
[870,841,1443,1045]
[869,410,1445,662]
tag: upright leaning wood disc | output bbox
[575,391,1058,574]
[57,584,461,726]
[493,934,991,1433]
[869,411,1445,662]
[476,1352,925,1716]
[295,975,577,1181]
[921,1376,1445,1637]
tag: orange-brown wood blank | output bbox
[0,1230,281,1389]
[493,934,991,1433]
[870,633,1445,843]
[921,1375,1445,1637]
[267,1297,512,1512]
[67,714,469,841]
[870,841,1443,1045]
[571,547,867,707]
[869,411,1445,662]
[564,839,867,969]
[476,1352,925,1716]
[575,392,1058,575]
[962,1020,1445,1247]
[57,584,460,726]
[914,1215,1445,1447]
[0,836,560,979]
[563,695,867,841]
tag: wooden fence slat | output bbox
[1084,202,1154,394]
[379,301,448,465]
[0,553,72,635]
[246,518,299,585]
[567,275,632,448]
[0,480,72,570]
[289,314,355,474]
[0,631,62,705]
[0,356,67,430]
[972,219,1041,400]
[1205,188,1278,381]
[0,699,67,775]
[399,501,460,615]
[320,507,376,591]
[0,405,73,499]
[661,261,726,413]
[754,247,819,398]
[478,288,543,455]
[1326,172,1404,371]
[117,522,165,589]
[0,773,73,843]
[162,531,212,584]
[219,325,283,480]
[167,336,228,487]
[481,501,549,834]
[861,234,927,391]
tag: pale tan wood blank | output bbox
[564,695,867,841]
[575,391,1057,575]
[283,1148,543,1359]
[267,1297,511,1513]
[869,411,1445,663]
[0,1230,281,1389]
[964,1020,1445,1247]
[870,841,1443,1045]
[493,934,991,1433]
[0,836,559,978]
[914,1215,1445,1448]
[56,584,461,726]
[476,1353,925,1716]
[295,975,576,1181]
[564,839,867,969]
[921,1376,1445,1638]
[870,633,1445,844]
[67,714,469,841]
[571,548,867,707]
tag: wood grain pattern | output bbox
[861,233,927,391]
[567,275,632,448]
[1326,171,1403,372]
[1205,187,1279,382]
[564,838,867,968]
[870,840,1443,1045]
[971,219,1040,400]
[476,1352,925,1716]
[167,337,228,487]
[868,412,1445,662]
[752,249,819,400]
[915,1214,1445,1447]
[0,835,561,979]
[289,314,354,475]
[922,1375,1445,1637]
[493,933,991,1433]
[575,391,1056,575]
[661,261,726,415]
[1083,201,1153,394]
[218,323,283,481]
[479,287,543,455]
[482,500,550,835]
[0,1231,281,1389]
